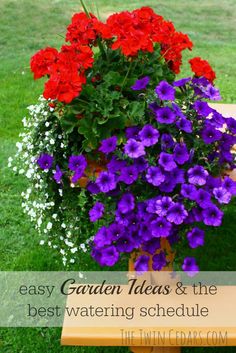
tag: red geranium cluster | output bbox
[189,57,216,82]
[94,7,193,73]
[30,43,93,103]
[30,7,215,104]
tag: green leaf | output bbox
[60,114,79,134]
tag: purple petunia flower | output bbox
[155,107,176,124]
[98,246,119,266]
[192,207,203,223]
[93,226,112,248]
[176,118,193,133]
[71,169,84,184]
[96,171,117,193]
[152,251,167,271]
[107,156,127,173]
[53,165,63,184]
[155,81,175,101]
[135,255,150,273]
[116,235,136,253]
[182,257,199,277]
[146,197,160,214]
[167,203,188,225]
[37,153,54,170]
[137,223,150,242]
[89,201,105,222]
[202,205,223,226]
[227,118,236,134]
[192,77,209,87]
[195,189,212,209]
[124,138,145,159]
[219,151,233,164]
[131,76,150,90]
[173,77,191,87]
[68,155,87,172]
[142,238,161,255]
[137,202,147,218]
[205,175,222,191]
[151,217,172,237]
[146,166,165,186]
[210,111,225,128]
[119,165,139,185]
[99,136,117,154]
[161,133,175,149]
[223,176,236,195]
[125,126,141,139]
[188,165,209,186]
[115,210,130,227]
[180,184,197,200]
[139,124,160,146]
[107,223,125,241]
[172,102,186,119]
[187,228,205,249]
[172,102,185,119]
[194,101,212,117]
[203,84,221,101]
[155,196,174,216]
[87,181,100,194]
[213,187,231,204]
[171,168,185,184]
[159,175,177,193]
[117,193,135,214]
[201,125,222,144]
[159,152,177,171]
[174,143,189,165]
[133,157,148,172]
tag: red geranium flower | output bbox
[189,57,216,82]
[43,67,86,104]
[66,12,100,46]
[30,47,58,79]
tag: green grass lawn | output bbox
[0,0,236,352]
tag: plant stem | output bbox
[97,38,107,60]
[79,0,107,60]
[79,0,90,18]
[121,61,133,91]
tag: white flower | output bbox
[37,218,42,227]
[16,142,23,152]
[46,222,53,230]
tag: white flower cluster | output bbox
[9,96,91,267]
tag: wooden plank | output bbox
[61,327,236,347]
[209,103,236,117]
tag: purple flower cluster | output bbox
[88,86,235,273]
[37,78,236,276]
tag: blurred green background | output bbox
[0,0,236,352]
